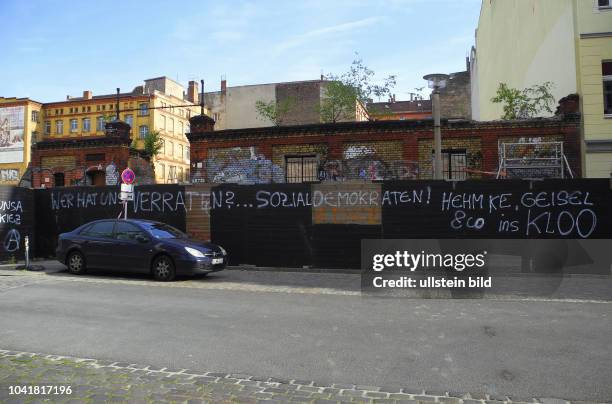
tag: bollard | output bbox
[24,236,30,270]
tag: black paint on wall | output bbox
[210,184,312,267]
[35,185,186,257]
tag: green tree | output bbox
[143,130,164,158]
[491,82,555,120]
[319,54,397,123]
[255,97,296,126]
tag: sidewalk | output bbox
[0,350,567,404]
[1,259,610,302]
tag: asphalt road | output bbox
[0,269,610,402]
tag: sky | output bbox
[0,0,481,103]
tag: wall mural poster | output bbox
[0,106,24,164]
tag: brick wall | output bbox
[188,117,582,182]
[439,71,471,119]
[31,143,130,188]
[276,81,322,126]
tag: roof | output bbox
[33,134,131,150]
[203,79,326,93]
[187,114,580,142]
[368,100,432,114]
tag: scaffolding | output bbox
[497,141,573,179]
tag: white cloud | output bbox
[274,16,384,53]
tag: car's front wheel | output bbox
[67,251,86,275]
[152,255,176,281]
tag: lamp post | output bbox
[423,73,449,180]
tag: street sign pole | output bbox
[119,168,136,220]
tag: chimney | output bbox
[187,81,199,103]
[221,79,227,93]
[83,90,92,100]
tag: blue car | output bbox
[56,219,227,281]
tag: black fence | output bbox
[8,179,611,270]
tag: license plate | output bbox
[212,258,223,265]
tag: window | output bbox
[169,118,174,133]
[160,139,165,154]
[168,141,174,156]
[45,121,51,135]
[285,155,318,183]
[432,149,467,180]
[114,222,148,241]
[179,121,184,134]
[603,61,612,116]
[168,166,177,183]
[102,105,106,111]
[158,163,165,179]
[139,103,149,116]
[82,118,91,132]
[31,110,38,122]
[81,221,115,239]
[55,120,63,135]
[125,114,133,127]
[598,0,611,8]
[70,119,78,132]
[179,144,183,159]
[143,222,186,239]
[178,167,184,182]
[97,116,105,131]
[161,115,166,130]
[53,173,64,187]
[139,125,148,139]
[185,146,190,161]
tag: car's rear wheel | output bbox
[152,255,175,281]
[67,251,86,275]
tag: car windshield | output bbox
[146,223,187,239]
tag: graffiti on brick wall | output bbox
[192,146,284,184]
[318,159,419,181]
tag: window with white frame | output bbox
[45,121,51,135]
[82,118,90,132]
[97,116,105,131]
[70,119,78,132]
[603,61,612,116]
[55,120,63,135]
[598,0,611,9]
[125,114,133,127]
[139,125,148,139]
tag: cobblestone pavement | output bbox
[0,350,592,404]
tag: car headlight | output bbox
[185,247,205,257]
[219,246,227,255]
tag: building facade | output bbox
[0,97,42,185]
[38,77,200,186]
[203,79,369,130]
[368,98,432,121]
[470,0,612,178]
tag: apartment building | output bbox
[40,77,201,184]
[0,97,42,185]
[470,0,612,178]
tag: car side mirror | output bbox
[136,235,149,244]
